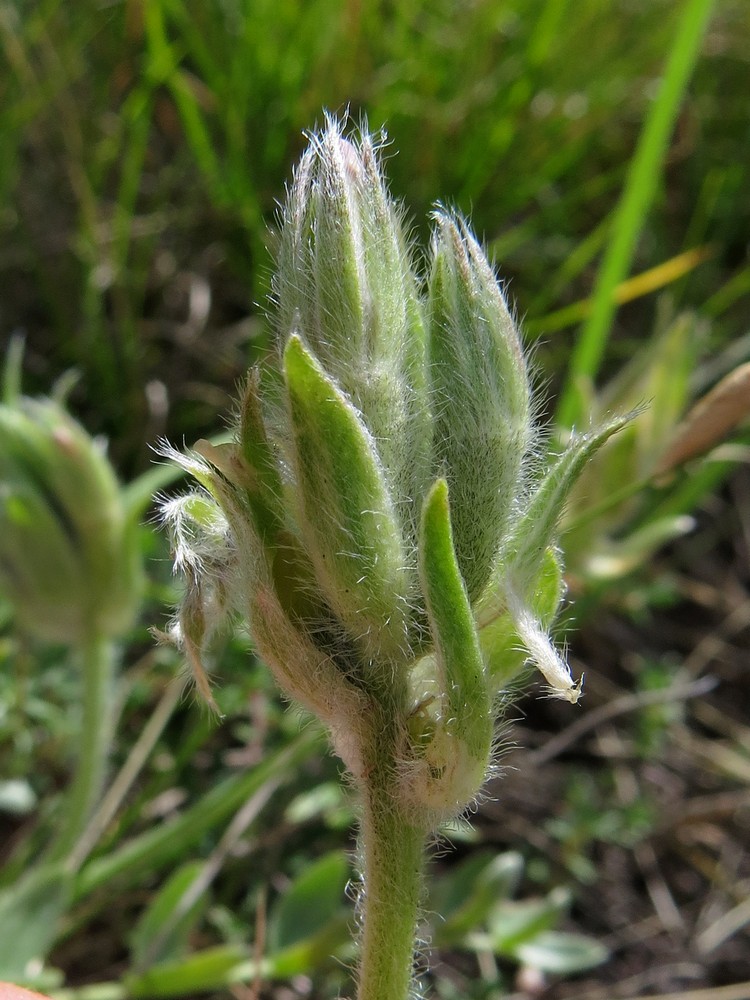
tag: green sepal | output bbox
[235,366,284,542]
[420,479,489,751]
[283,334,410,661]
[474,413,632,701]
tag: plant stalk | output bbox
[47,632,118,865]
[356,746,427,1000]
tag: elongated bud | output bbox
[427,211,531,603]
[276,116,431,539]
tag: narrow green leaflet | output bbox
[429,851,525,945]
[410,479,492,811]
[514,930,609,974]
[419,479,489,748]
[503,413,633,597]
[129,861,209,970]
[283,334,410,661]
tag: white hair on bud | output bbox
[506,589,582,704]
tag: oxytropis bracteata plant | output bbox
[162,118,627,1000]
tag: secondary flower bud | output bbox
[0,396,143,644]
[427,211,531,603]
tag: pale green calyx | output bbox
[162,117,627,818]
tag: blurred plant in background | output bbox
[0,339,144,970]
[0,340,143,650]
[561,311,750,591]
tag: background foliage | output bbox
[1,0,749,997]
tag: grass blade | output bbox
[556,0,716,427]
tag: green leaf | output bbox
[284,782,354,830]
[75,730,321,901]
[265,916,352,979]
[129,861,208,969]
[0,864,73,977]
[429,851,524,945]
[126,945,248,999]
[514,930,609,974]
[480,887,570,955]
[556,0,717,427]
[268,851,350,953]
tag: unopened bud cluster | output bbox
[163,119,625,817]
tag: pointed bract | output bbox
[404,479,492,814]
[162,118,627,826]
[502,414,634,599]
[283,334,411,663]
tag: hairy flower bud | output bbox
[275,121,431,543]
[427,211,531,603]
[163,118,628,818]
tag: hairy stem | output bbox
[47,632,117,864]
[357,732,427,1000]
